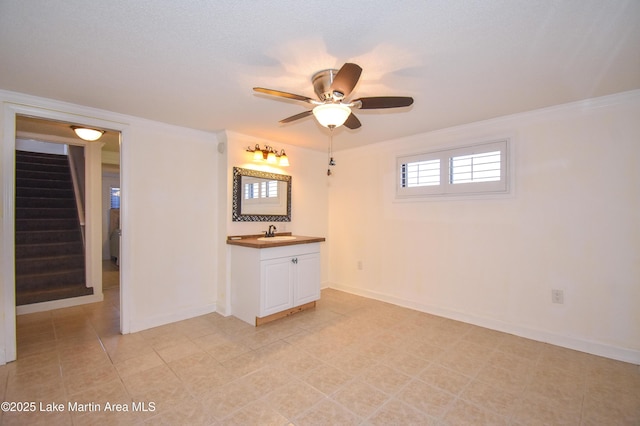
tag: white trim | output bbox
[16,294,104,315]
[1,104,18,364]
[15,138,67,154]
[84,142,102,291]
[118,128,131,334]
[16,132,85,147]
[329,282,640,364]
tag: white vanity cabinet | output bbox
[261,251,320,316]
[230,242,321,325]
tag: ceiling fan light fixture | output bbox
[255,62,413,132]
[71,126,105,141]
[312,103,351,128]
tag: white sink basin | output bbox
[257,236,297,241]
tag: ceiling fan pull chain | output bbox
[327,129,336,176]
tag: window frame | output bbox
[396,139,510,199]
[110,186,121,209]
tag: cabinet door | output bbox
[294,253,321,306]
[260,257,294,317]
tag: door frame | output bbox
[1,102,130,363]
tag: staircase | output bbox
[15,150,93,306]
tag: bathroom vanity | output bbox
[227,234,325,326]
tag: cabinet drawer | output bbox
[258,243,320,260]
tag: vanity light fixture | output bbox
[71,126,105,141]
[246,144,289,166]
[278,151,289,166]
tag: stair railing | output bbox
[67,146,86,246]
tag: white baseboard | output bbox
[329,283,640,365]
[16,293,104,315]
[129,303,217,333]
[214,303,232,317]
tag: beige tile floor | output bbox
[1,283,639,425]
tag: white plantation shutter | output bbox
[402,159,440,187]
[450,151,501,184]
[110,187,121,208]
[397,139,509,198]
[244,180,279,200]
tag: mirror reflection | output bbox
[240,176,288,216]
[232,167,291,222]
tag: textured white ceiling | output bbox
[1,0,639,151]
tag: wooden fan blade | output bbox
[344,112,361,129]
[279,110,313,124]
[355,96,414,109]
[330,63,362,98]
[254,87,313,103]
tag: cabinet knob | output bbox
[292,257,298,264]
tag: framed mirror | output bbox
[232,167,291,222]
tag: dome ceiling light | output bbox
[71,126,105,141]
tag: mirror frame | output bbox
[232,167,292,222]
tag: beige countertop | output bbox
[226,233,325,248]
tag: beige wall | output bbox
[326,91,640,363]
[123,121,220,331]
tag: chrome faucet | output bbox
[265,225,277,238]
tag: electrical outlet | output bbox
[551,289,564,304]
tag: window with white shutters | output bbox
[397,139,510,198]
[244,180,279,200]
[110,187,121,208]
[401,159,440,188]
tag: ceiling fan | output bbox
[253,63,414,130]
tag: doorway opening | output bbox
[13,114,122,354]
[14,140,93,305]
[2,103,130,363]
